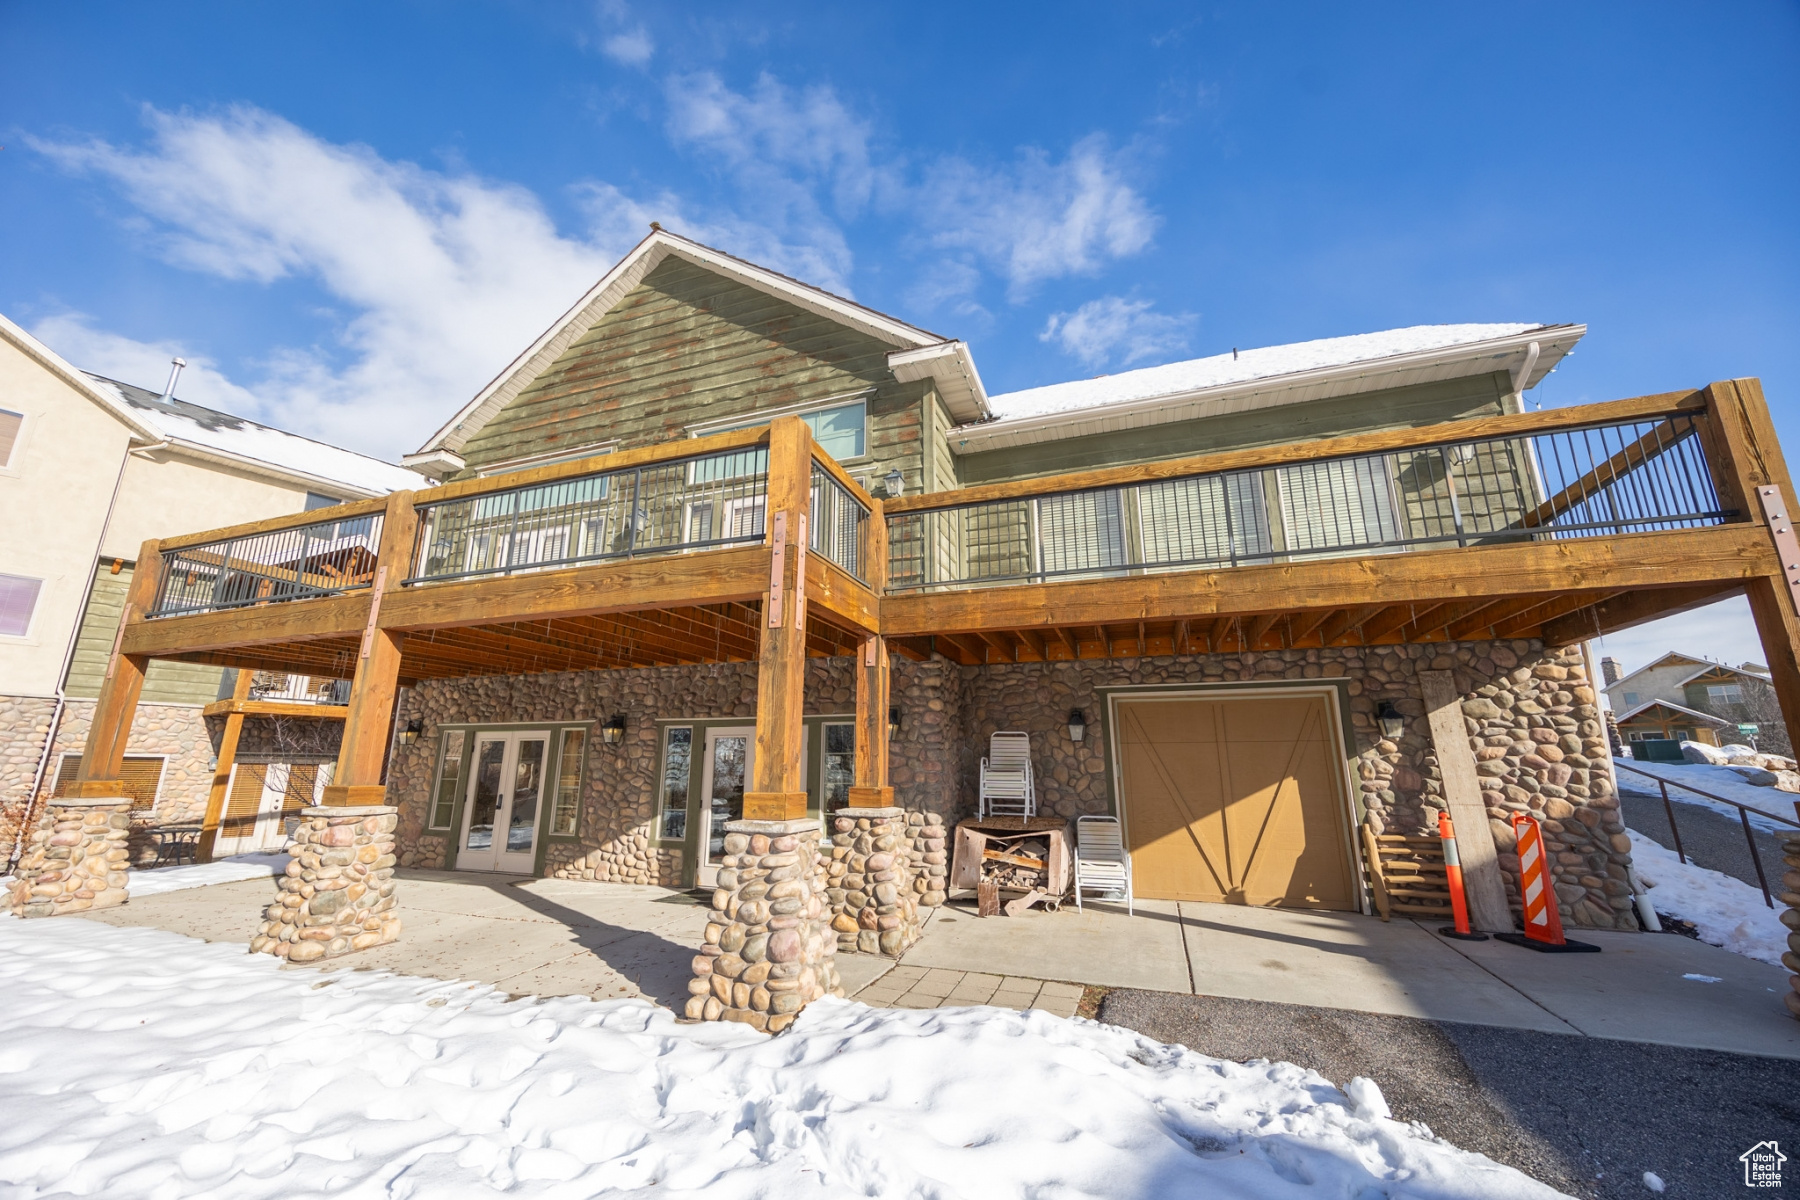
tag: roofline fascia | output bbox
[953,324,1586,455]
[0,312,164,444]
[1603,653,1713,693]
[1615,697,1732,725]
[143,436,414,500]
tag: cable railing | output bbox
[408,444,770,584]
[887,413,1731,592]
[810,462,868,582]
[152,512,383,617]
[1614,759,1800,908]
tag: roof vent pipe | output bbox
[161,356,187,400]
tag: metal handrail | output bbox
[152,513,384,618]
[810,461,869,582]
[1613,759,1799,908]
[887,412,1731,593]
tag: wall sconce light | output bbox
[602,713,627,747]
[1068,708,1088,743]
[397,718,423,746]
[882,468,905,499]
[888,706,902,740]
[1377,701,1405,741]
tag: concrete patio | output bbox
[73,864,1800,1059]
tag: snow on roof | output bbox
[986,323,1552,422]
[86,374,427,498]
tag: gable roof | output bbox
[954,322,1584,455]
[1604,652,1766,696]
[414,228,989,458]
[1614,697,1732,726]
[85,374,426,498]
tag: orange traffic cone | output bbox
[1495,812,1600,953]
[1436,811,1488,941]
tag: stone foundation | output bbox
[826,807,924,956]
[8,798,132,917]
[1782,825,1800,1021]
[251,805,401,962]
[687,820,842,1032]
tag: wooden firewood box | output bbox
[949,817,1073,903]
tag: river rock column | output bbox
[907,810,949,907]
[251,805,400,963]
[687,820,842,1032]
[8,798,132,918]
[1782,820,1800,1021]
[827,807,922,957]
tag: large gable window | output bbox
[693,397,867,462]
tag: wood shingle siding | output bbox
[955,373,1517,486]
[456,258,930,490]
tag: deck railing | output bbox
[152,512,384,617]
[407,443,771,584]
[886,412,1731,592]
[810,462,869,582]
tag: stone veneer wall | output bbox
[958,640,1633,931]
[0,695,59,865]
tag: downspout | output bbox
[10,435,162,870]
[1507,341,1541,412]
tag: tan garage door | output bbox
[1117,693,1357,910]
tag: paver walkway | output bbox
[852,965,1085,1016]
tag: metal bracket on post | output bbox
[1756,486,1800,617]
[768,510,788,628]
[358,567,389,660]
[792,513,808,630]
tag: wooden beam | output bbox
[747,417,811,822]
[1245,613,1282,648]
[201,699,351,719]
[77,538,164,787]
[885,389,1706,514]
[1359,605,1419,643]
[197,668,253,863]
[880,525,1778,638]
[804,554,879,635]
[122,592,369,657]
[934,633,986,665]
[325,492,417,805]
[848,634,893,809]
[158,495,390,553]
[1288,608,1334,645]
[420,423,771,506]
[1016,628,1048,661]
[1540,583,1743,645]
[1443,597,1540,641]
[1420,670,1512,931]
[1052,626,1079,658]
[1490,592,1614,639]
[977,631,1018,662]
[1320,606,1380,645]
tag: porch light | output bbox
[398,719,423,746]
[1377,701,1405,741]
[1068,708,1087,743]
[888,706,902,740]
[882,468,905,499]
[602,714,627,747]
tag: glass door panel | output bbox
[500,738,546,870]
[697,727,753,888]
[459,732,549,873]
[465,737,507,856]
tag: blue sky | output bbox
[4,1,1797,672]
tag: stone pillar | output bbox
[826,807,922,957]
[1781,816,1800,1021]
[251,805,400,963]
[686,819,842,1032]
[907,810,949,907]
[8,798,132,917]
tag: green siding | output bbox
[65,564,225,705]
[954,372,1514,486]
[457,257,930,492]
[922,389,959,494]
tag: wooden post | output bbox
[848,492,892,808]
[1700,379,1800,751]
[73,539,162,795]
[746,418,811,821]
[322,491,417,807]
[1419,669,1513,932]
[196,668,253,862]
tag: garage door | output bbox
[1116,693,1357,910]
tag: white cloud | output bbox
[32,312,262,414]
[602,28,654,66]
[1040,295,1196,368]
[29,106,656,459]
[920,135,1158,300]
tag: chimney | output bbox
[1600,656,1622,686]
[161,357,187,400]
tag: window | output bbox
[659,727,693,841]
[54,754,165,810]
[0,407,21,468]
[1623,692,1640,708]
[1707,684,1743,707]
[428,730,466,829]
[821,723,855,811]
[694,398,867,461]
[304,492,345,510]
[551,728,586,835]
[0,573,42,637]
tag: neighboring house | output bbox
[0,314,426,864]
[1602,652,1787,753]
[66,229,1800,961]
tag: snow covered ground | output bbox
[1628,830,1789,967]
[1614,760,1799,836]
[128,852,290,898]
[0,918,1566,1199]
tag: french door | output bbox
[696,727,755,888]
[457,731,548,873]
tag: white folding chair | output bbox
[979,731,1037,819]
[1074,815,1132,915]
